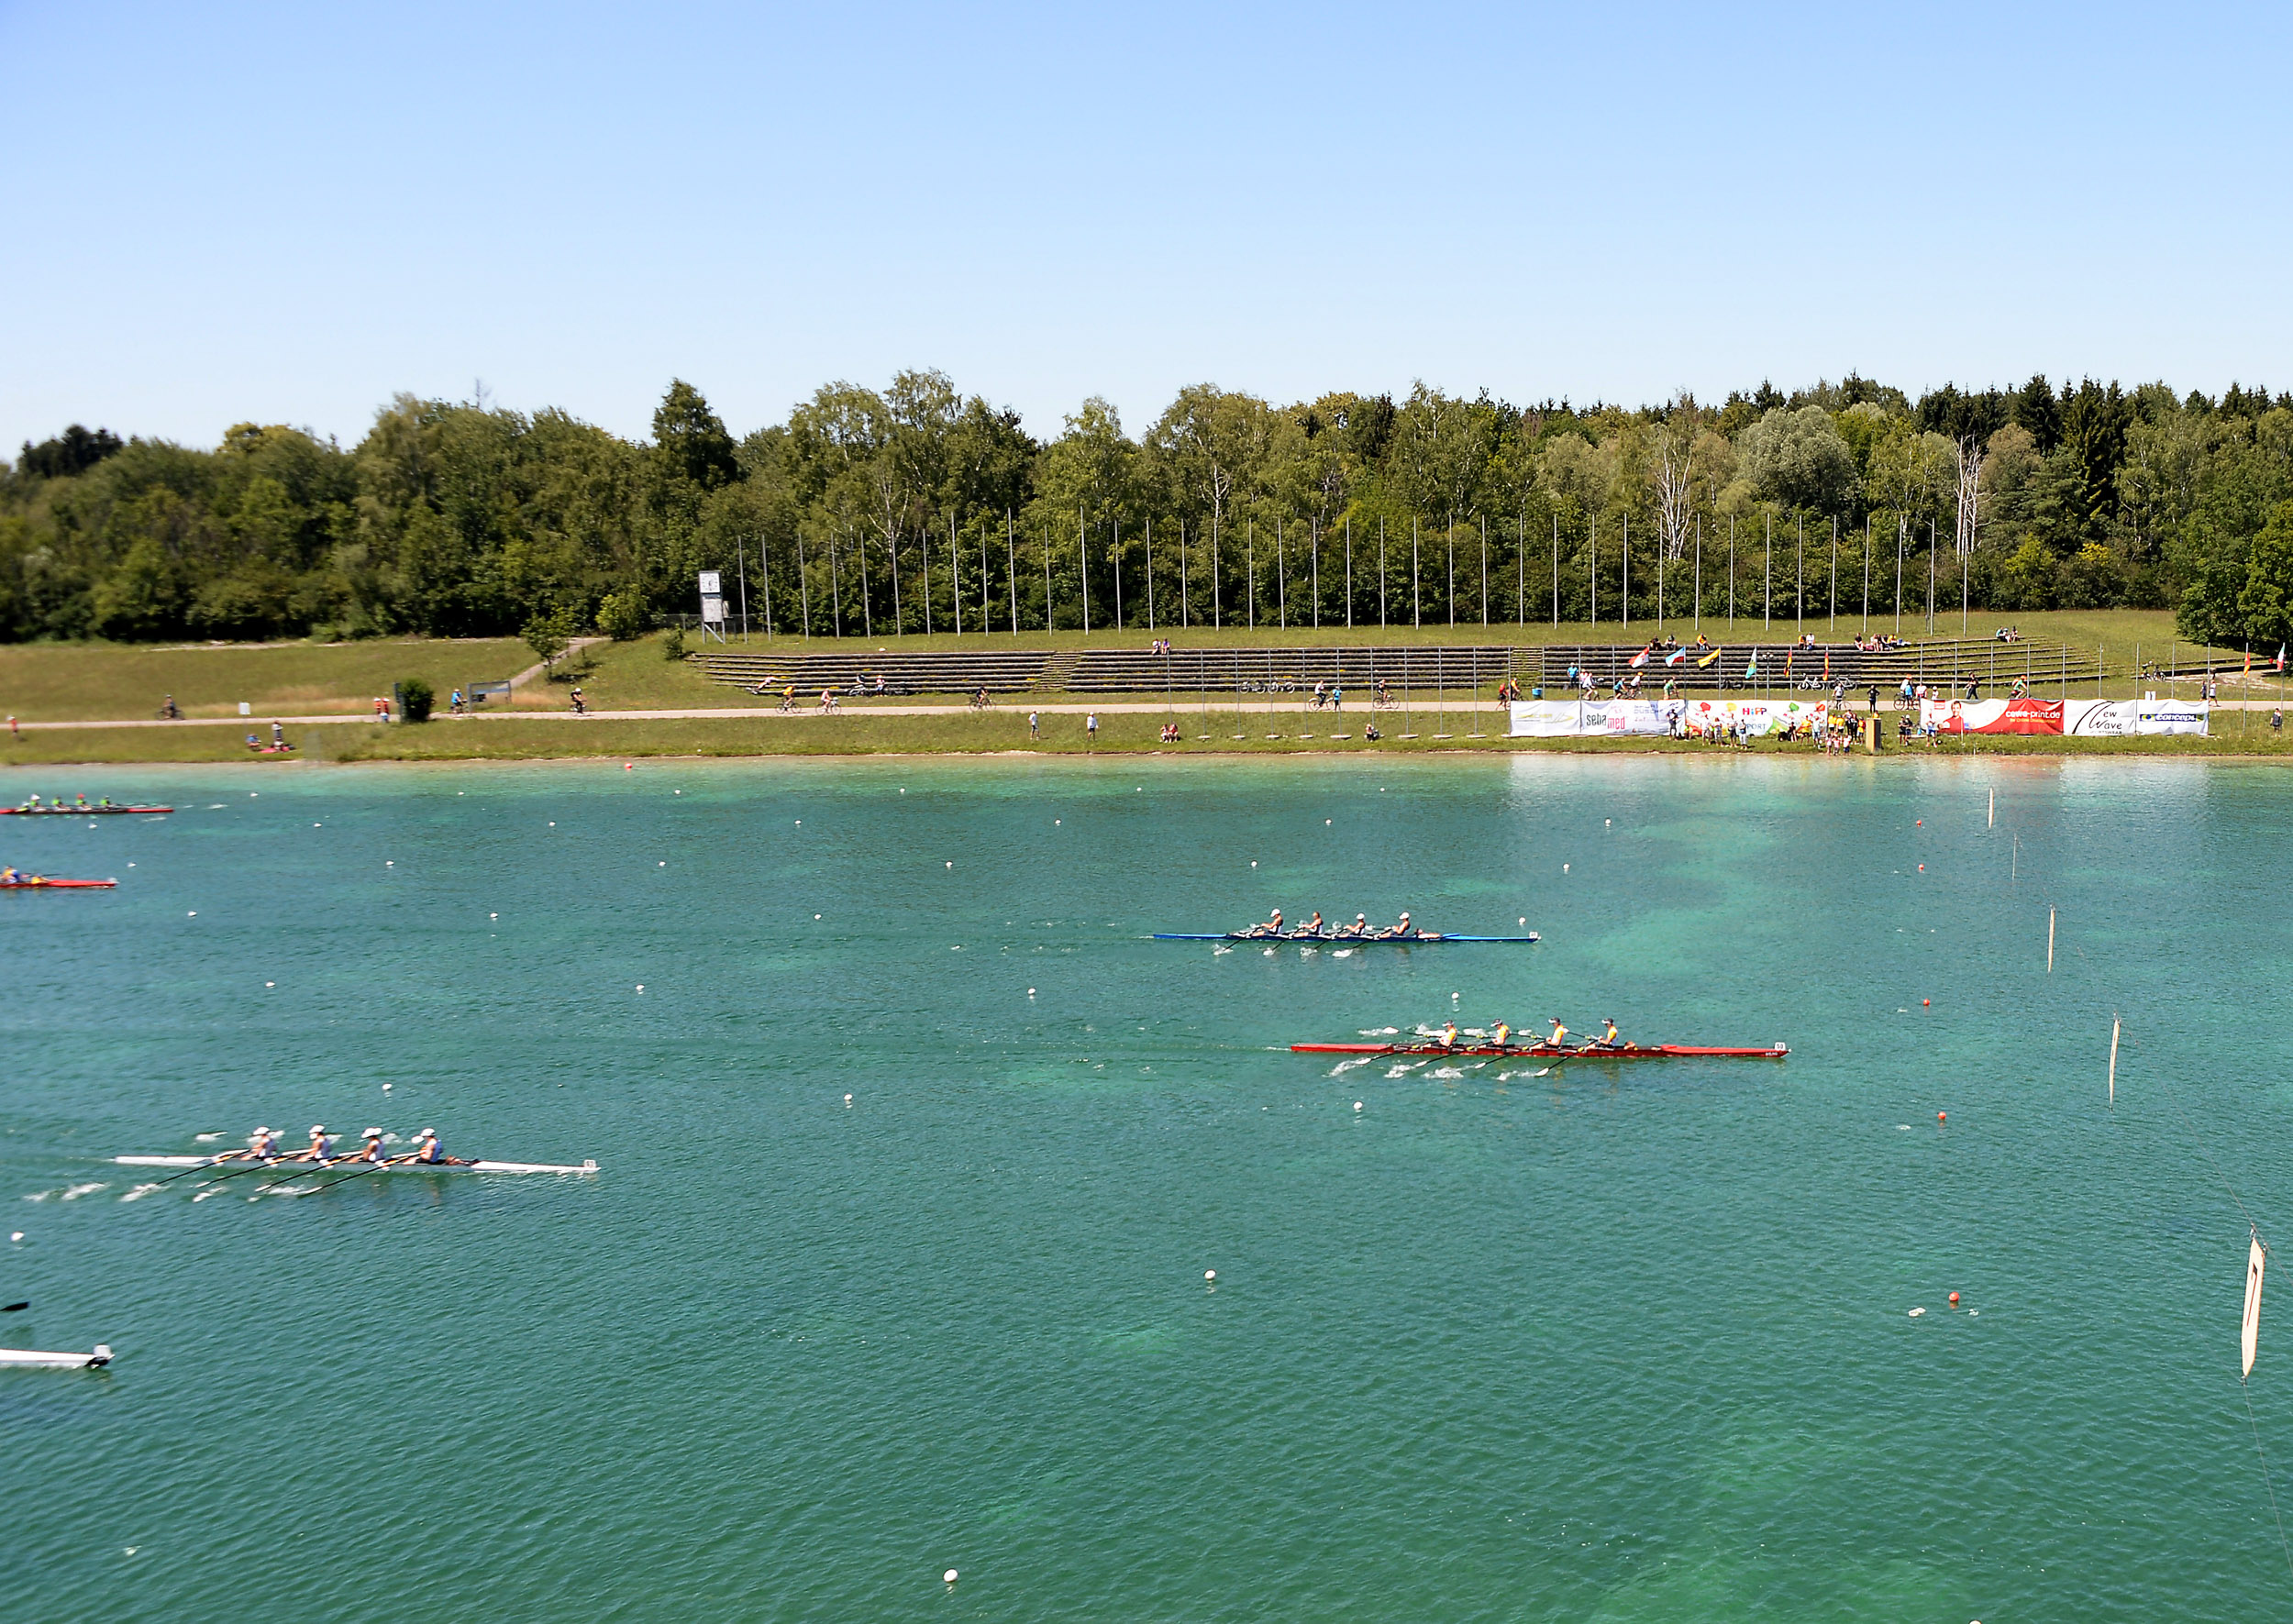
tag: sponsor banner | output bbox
[1509,699,1829,738]
[2064,698,2210,736]
[1922,697,2211,736]
[1920,697,2065,735]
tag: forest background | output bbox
[6,371,2293,654]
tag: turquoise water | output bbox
[4,755,2291,1620]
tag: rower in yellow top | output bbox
[1441,1022,1459,1049]
[1490,1021,1513,1050]
[1590,1017,1627,1052]
[1547,1017,1569,1050]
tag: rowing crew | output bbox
[14,794,117,811]
[1429,1017,1631,1053]
[1241,909,1439,941]
[218,1125,472,1166]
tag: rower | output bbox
[1393,911,1416,940]
[1441,1022,1459,1049]
[1590,1017,1624,1051]
[1247,908,1284,939]
[247,1125,280,1161]
[412,1128,470,1166]
[1296,910,1324,938]
[301,1124,335,1163]
[352,1127,389,1163]
[1491,1021,1512,1050]
[1339,911,1368,939]
[1547,1017,1569,1050]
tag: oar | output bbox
[305,1154,424,1194]
[142,1153,261,1190]
[254,1157,350,1193]
[194,1155,297,1193]
[3,1301,28,1312]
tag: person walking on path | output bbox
[1028,711,1040,739]
[1085,713,1099,750]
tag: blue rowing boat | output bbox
[1153,931,1539,944]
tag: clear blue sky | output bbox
[4,1,2287,454]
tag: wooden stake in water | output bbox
[2048,907,2055,973]
[2109,1014,2120,1108]
[1988,788,1996,828]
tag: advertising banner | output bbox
[1510,698,1829,737]
[1920,697,2210,736]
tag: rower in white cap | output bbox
[411,1128,471,1166]
[245,1125,280,1161]
[350,1127,390,1164]
[298,1124,335,1163]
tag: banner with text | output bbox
[1511,699,1829,737]
[1919,697,2210,736]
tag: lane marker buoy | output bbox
[943,1569,958,1585]
[1204,1270,1215,1281]
[1937,1110,1946,1122]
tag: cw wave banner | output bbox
[2064,698,2210,736]
[1509,698,1829,737]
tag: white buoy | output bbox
[1605,819,1611,826]
[490,912,498,920]
[636,984,645,993]
[946,861,952,867]
[1250,860,1257,867]
[187,911,196,917]
[943,1570,958,1585]
[1204,1270,1216,1281]
[385,860,393,867]
[1325,819,1331,824]
[844,1093,853,1105]
[1354,1101,1364,1111]
[1027,988,1036,997]
[814,913,821,920]
[382,1083,392,1091]
[659,861,665,867]
[265,981,274,988]
[1562,864,1568,873]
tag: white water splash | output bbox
[119,1183,162,1202]
[1332,949,1355,958]
[1328,1057,1373,1076]
[1383,1066,1414,1078]
[194,1132,224,1143]
[61,1182,106,1200]
[1430,1066,1465,1079]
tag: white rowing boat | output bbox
[1,1344,112,1369]
[116,1155,599,1176]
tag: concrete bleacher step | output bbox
[1033,650,1084,691]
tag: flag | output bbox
[1744,649,1760,678]
[1628,644,1652,668]
[2278,644,2287,672]
[1697,646,1723,668]
[1822,652,1831,679]
[1665,646,1688,666]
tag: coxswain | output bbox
[1547,1017,1569,1050]
[301,1124,335,1163]
[1491,1021,1512,1050]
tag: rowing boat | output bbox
[1,805,172,816]
[1,878,116,889]
[1157,932,1540,944]
[116,1154,599,1175]
[1293,1041,1788,1059]
[0,1344,113,1369]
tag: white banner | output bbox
[2065,698,2210,736]
[1510,698,1829,737]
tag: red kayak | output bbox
[1294,1040,1787,1060]
[0,805,172,815]
[0,878,117,889]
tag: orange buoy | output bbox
[1949,1291,1960,1306]
[1916,819,1922,826]
[1937,1110,1946,1122]
[1922,999,1930,1007]
[1918,863,1925,871]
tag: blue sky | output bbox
[4,1,2287,452]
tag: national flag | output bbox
[1665,646,1689,666]
[1822,652,1831,679]
[1628,644,1652,668]
[2278,644,2287,672]
[1698,646,1723,668]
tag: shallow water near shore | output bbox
[3,754,2290,1620]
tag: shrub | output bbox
[597,588,648,642]
[398,678,434,723]
[661,624,686,660]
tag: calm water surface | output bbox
[3,755,2290,1620]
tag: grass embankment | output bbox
[0,637,533,721]
[6,710,2291,767]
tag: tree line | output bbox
[6,370,2293,647]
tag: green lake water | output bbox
[3,755,2290,1620]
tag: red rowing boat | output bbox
[1293,1041,1787,1060]
[0,878,117,889]
[0,805,172,815]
